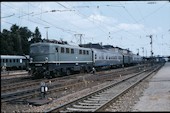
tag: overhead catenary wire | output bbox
[118,2,148,35]
[2,2,78,35]
[70,3,144,38]
[57,2,109,34]
[59,2,151,51]
[28,2,83,34]
[1,13,15,18]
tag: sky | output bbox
[1,1,170,57]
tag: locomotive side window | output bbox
[66,48,69,53]
[87,51,89,55]
[83,50,86,55]
[95,54,97,59]
[61,47,64,53]
[71,49,74,54]
[79,50,82,54]
[56,48,58,52]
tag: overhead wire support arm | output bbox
[31,9,75,16]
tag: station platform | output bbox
[133,62,170,111]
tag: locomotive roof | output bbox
[31,42,91,50]
[0,55,29,59]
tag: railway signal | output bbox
[40,82,48,98]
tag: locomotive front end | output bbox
[29,43,55,78]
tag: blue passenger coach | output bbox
[1,55,29,70]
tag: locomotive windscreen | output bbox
[30,45,49,54]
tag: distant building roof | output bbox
[103,45,114,49]
[79,43,104,49]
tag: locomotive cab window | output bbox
[40,46,48,53]
[56,48,58,52]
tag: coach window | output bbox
[61,47,64,53]
[6,59,8,63]
[13,59,15,62]
[17,59,19,62]
[102,56,104,59]
[10,59,12,63]
[71,49,74,54]
[3,59,5,63]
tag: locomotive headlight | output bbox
[45,57,48,63]
[30,58,33,63]
[43,67,46,70]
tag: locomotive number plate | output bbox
[35,64,42,66]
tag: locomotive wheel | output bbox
[66,69,71,76]
[53,71,60,77]
[80,67,85,73]
[86,67,90,73]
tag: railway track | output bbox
[1,64,146,104]
[1,64,146,93]
[1,71,28,78]
[44,64,162,112]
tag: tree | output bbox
[30,27,42,43]
[0,29,13,54]
[1,24,33,55]
[19,26,32,54]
